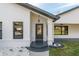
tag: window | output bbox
[54,26,68,35]
[0,22,2,39]
[13,22,23,39]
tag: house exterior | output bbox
[54,6,79,40]
[0,3,59,48]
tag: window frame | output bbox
[0,22,2,39]
[13,22,23,39]
[54,26,68,35]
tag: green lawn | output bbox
[49,40,79,56]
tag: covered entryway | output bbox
[30,12,48,48]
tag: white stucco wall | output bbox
[55,8,79,24]
[0,3,31,47]
[54,24,79,39]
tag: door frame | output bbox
[35,24,43,43]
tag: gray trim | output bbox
[58,6,79,15]
[54,38,79,43]
[16,3,60,21]
[54,38,79,41]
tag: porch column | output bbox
[24,11,31,47]
[47,18,54,46]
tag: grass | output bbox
[49,40,79,56]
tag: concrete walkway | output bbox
[0,47,29,56]
[29,50,49,56]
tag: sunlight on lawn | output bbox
[49,40,79,56]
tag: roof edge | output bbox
[16,3,60,21]
[57,6,79,15]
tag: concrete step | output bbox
[30,41,48,49]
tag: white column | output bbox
[47,18,54,46]
[24,11,31,47]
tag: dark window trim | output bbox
[54,26,68,35]
[13,22,23,39]
[0,22,2,39]
[54,26,62,35]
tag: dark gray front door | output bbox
[36,24,43,43]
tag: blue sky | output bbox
[30,3,79,15]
